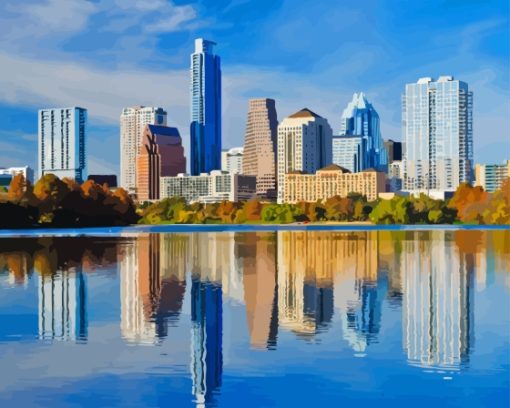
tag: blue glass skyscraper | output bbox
[337,93,388,173]
[190,38,222,175]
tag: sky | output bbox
[0,0,509,176]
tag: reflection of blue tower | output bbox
[303,284,334,333]
[190,278,223,406]
[38,270,88,341]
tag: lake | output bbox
[0,228,509,407]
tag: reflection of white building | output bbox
[402,231,473,369]
[38,269,87,341]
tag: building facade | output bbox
[282,164,385,203]
[475,160,510,192]
[332,135,366,173]
[0,166,35,187]
[223,147,244,174]
[277,108,333,203]
[389,160,403,192]
[136,125,186,201]
[120,106,167,194]
[402,76,473,193]
[160,171,256,203]
[190,38,222,175]
[384,139,403,163]
[38,107,87,182]
[242,98,279,198]
[339,93,388,172]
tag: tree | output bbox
[448,183,489,223]
[483,178,510,224]
[370,196,411,224]
[7,174,25,203]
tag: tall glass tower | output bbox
[190,38,222,175]
[402,76,473,192]
[338,93,388,172]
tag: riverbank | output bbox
[1,222,509,238]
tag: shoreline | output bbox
[0,222,509,238]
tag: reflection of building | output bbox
[277,231,335,338]
[120,234,186,343]
[38,269,88,341]
[402,231,474,369]
[190,279,223,406]
[242,233,278,349]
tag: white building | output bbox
[120,106,167,194]
[0,166,35,185]
[402,76,473,194]
[38,107,87,182]
[223,147,244,174]
[160,170,256,203]
[277,108,333,203]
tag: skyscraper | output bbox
[136,124,186,201]
[338,93,388,172]
[402,76,473,193]
[120,106,167,194]
[332,135,366,173]
[277,108,333,203]
[38,107,87,182]
[242,98,279,198]
[190,38,222,175]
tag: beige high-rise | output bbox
[242,98,278,199]
[120,106,167,194]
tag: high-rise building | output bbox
[136,124,186,201]
[338,93,388,172]
[242,98,279,198]
[120,106,167,194]
[277,108,333,203]
[332,135,366,173]
[402,76,473,193]
[223,147,244,174]
[474,160,510,192]
[190,38,222,175]
[38,107,87,182]
[384,139,403,163]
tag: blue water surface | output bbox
[0,228,508,407]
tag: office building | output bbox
[0,166,34,187]
[389,161,403,192]
[160,171,256,203]
[339,93,388,172]
[475,160,510,192]
[402,76,473,193]
[223,147,244,174]
[242,98,279,198]
[120,106,167,194]
[277,108,333,203]
[190,38,222,175]
[332,135,366,173]
[136,124,186,201]
[282,164,385,203]
[384,139,403,163]
[38,107,87,182]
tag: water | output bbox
[0,229,508,407]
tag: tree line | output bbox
[1,174,508,228]
[0,174,138,228]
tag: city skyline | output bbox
[0,1,508,176]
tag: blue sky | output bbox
[0,0,509,175]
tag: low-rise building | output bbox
[389,161,403,192]
[0,166,35,187]
[160,170,256,203]
[282,164,385,203]
[475,160,510,192]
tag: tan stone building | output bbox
[282,164,385,203]
[242,98,278,198]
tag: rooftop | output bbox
[146,124,180,138]
[318,164,351,173]
[288,108,322,119]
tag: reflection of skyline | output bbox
[38,269,88,341]
[402,231,474,370]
